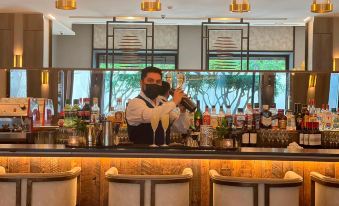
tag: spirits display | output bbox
[260,105,272,129]
[202,106,211,125]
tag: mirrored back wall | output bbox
[1,68,338,114]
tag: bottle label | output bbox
[235,115,245,128]
[299,133,304,144]
[203,115,211,125]
[261,116,272,127]
[195,118,201,129]
[279,120,287,129]
[309,134,321,146]
[242,133,250,144]
[250,133,257,144]
[211,117,218,129]
[115,111,124,123]
[304,134,309,145]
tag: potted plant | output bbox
[214,119,232,148]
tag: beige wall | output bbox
[333,17,339,60]
[295,26,306,69]
[179,26,202,70]
[53,24,92,68]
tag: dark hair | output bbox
[160,81,171,96]
[141,67,162,80]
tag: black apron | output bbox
[127,95,170,145]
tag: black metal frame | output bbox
[105,17,155,108]
[201,18,250,71]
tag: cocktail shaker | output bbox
[102,120,113,146]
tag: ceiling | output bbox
[0,0,339,33]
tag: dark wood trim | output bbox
[0,178,21,206]
[305,22,309,71]
[150,178,191,206]
[91,24,94,68]
[48,19,52,67]
[26,173,80,206]
[106,178,145,206]
[264,182,302,206]
[210,178,259,206]
[293,26,296,69]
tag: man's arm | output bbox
[126,98,177,126]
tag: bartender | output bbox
[126,67,186,145]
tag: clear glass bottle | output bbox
[323,105,333,130]
[234,108,246,129]
[114,98,125,126]
[225,105,233,128]
[107,107,115,123]
[217,105,225,127]
[91,98,100,123]
[210,105,218,129]
[245,103,253,131]
[253,103,261,130]
[270,103,278,130]
[332,108,339,131]
[260,105,272,129]
[286,110,296,131]
[278,109,287,130]
[202,106,211,125]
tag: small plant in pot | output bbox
[215,119,232,148]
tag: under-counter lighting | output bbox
[141,0,161,12]
[230,0,251,13]
[41,70,49,85]
[311,0,333,13]
[56,0,77,10]
[13,55,22,67]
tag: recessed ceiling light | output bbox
[55,0,77,10]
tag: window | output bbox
[329,73,339,109]
[10,70,27,97]
[72,70,91,103]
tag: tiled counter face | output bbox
[0,157,338,206]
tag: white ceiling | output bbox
[0,0,339,30]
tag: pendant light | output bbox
[230,0,251,13]
[56,0,77,10]
[141,0,161,12]
[311,0,333,13]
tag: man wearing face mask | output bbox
[126,67,184,145]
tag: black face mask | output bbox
[143,84,162,100]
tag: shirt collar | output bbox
[157,95,168,103]
[139,91,161,107]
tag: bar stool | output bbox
[105,167,193,206]
[209,170,303,206]
[310,172,339,206]
[0,166,81,206]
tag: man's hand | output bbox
[173,89,184,106]
[179,105,186,113]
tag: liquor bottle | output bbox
[332,108,339,131]
[260,105,272,129]
[210,105,218,129]
[225,105,233,128]
[302,104,310,130]
[241,127,250,147]
[308,122,321,149]
[72,99,81,125]
[245,103,253,130]
[82,98,91,123]
[278,109,287,130]
[303,122,309,148]
[217,106,225,127]
[253,103,261,130]
[91,98,100,123]
[202,106,211,125]
[234,108,246,129]
[299,126,304,147]
[194,100,202,131]
[286,109,296,131]
[270,103,279,130]
[316,106,324,131]
[107,107,115,123]
[249,128,258,147]
[64,99,72,127]
[294,103,303,130]
[114,98,125,126]
[323,105,332,130]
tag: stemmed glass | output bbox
[150,113,160,147]
[161,113,170,147]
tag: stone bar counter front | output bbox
[0,145,339,206]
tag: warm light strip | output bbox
[115,16,147,21]
[230,0,251,13]
[210,17,241,21]
[55,0,77,10]
[311,0,333,13]
[308,74,317,88]
[141,0,161,12]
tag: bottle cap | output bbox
[73,99,79,105]
[263,105,269,110]
[237,108,244,113]
[212,105,216,109]
[270,103,276,108]
[254,103,260,108]
[331,108,337,113]
[226,105,231,109]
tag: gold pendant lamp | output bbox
[141,0,161,12]
[56,0,77,10]
[230,0,251,13]
[311,0,333,13]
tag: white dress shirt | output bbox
[126,92,190,133]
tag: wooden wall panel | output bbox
[0,157,338,206]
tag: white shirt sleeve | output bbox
[126,98,177,126]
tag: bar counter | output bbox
[1,144,339,206]
[0,144,338,161]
